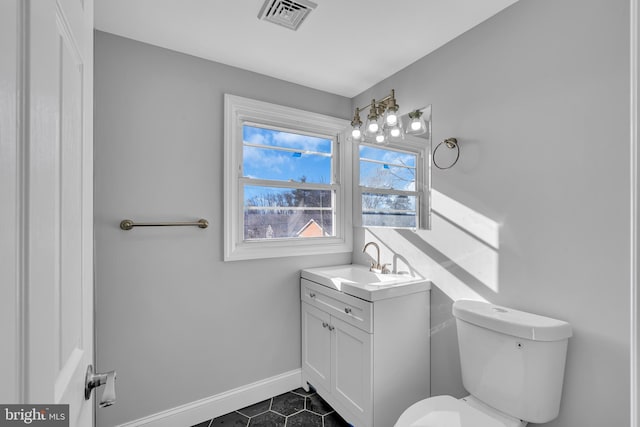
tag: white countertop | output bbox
[301,264,431,301]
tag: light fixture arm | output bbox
[367,99,379,121]
[353,89,398,118]
[350,107,362,127]
[408,110,423,120]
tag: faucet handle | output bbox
[381,263,391,274]
[369,261,382,273]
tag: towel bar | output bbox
[119,219,208,230]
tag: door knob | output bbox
[85,364,117,407]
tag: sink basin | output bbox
[309,265,418,286]
[301,264,430,301]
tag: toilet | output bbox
[395,300,572,427]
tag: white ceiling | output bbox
[95,0,519,98]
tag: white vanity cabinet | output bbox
[300,273,430,427]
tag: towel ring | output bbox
[433,138,459,170]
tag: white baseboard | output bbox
[115,369,302,427]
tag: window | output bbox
[242,125,334,239]
[354,136,431,230]
[224,95,352,261]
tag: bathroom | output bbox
[94,0,634,426]
[3,0,636,426]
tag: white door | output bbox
[301,303,332,391]
[8,0,95,425]
[331,316,372,425]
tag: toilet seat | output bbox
[394,395,524,427]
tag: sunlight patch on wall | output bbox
[417,190,501,294]
[362,228,488,302]
[358,189,500,298]
[431,190,499,250]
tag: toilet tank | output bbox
[452,300,572,424]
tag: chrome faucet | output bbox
[363,242,390,273]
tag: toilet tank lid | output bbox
[452,300,572,342]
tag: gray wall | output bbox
[94,32,352,426]
[352,0,631,425]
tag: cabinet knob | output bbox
[344,307,352,314]
[309,293,316,298]
[328,325,335,331]
[322,322,328,328]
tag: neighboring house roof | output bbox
[296,219,325,237]
[244,210,332,239]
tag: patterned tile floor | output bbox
[191,388,351,427]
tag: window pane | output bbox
[243,125,332,184]
[359,145,415,167]
[244,185,334,240]
[361,193,416,228]
[359,146,416,191]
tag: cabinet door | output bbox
[331,316,373,424]
[302,302,332,391]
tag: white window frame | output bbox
[224,94,352,261]
[353,134,431,230]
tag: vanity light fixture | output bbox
[350,89,428,144]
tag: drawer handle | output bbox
[344,307,352,314]
[309,293,316,298]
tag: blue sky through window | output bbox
[243,125,332,183]
[359,145,416,191]
[243,125,333,203]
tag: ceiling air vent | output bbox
[258,0,318,31]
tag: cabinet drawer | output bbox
[301,278,372,333]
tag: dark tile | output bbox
[247,411,285,427]
[290,387,315,397]
[323,411,351,427]
[191,420,211,427]
[210,411,248,426]
[306,393,332,416]
[287,410,322,427]
[270,392,305,416]
[237,399,271,417]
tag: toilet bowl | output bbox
[394,395,525,427]
[394,300,572,427]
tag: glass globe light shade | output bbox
[385,109,399,127]
[406,110,427,136]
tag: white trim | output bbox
[16,0,27,403]
[0,0,23,404]
[115,369,302,427]
[631,0,638,425]
[223,94,352,261]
